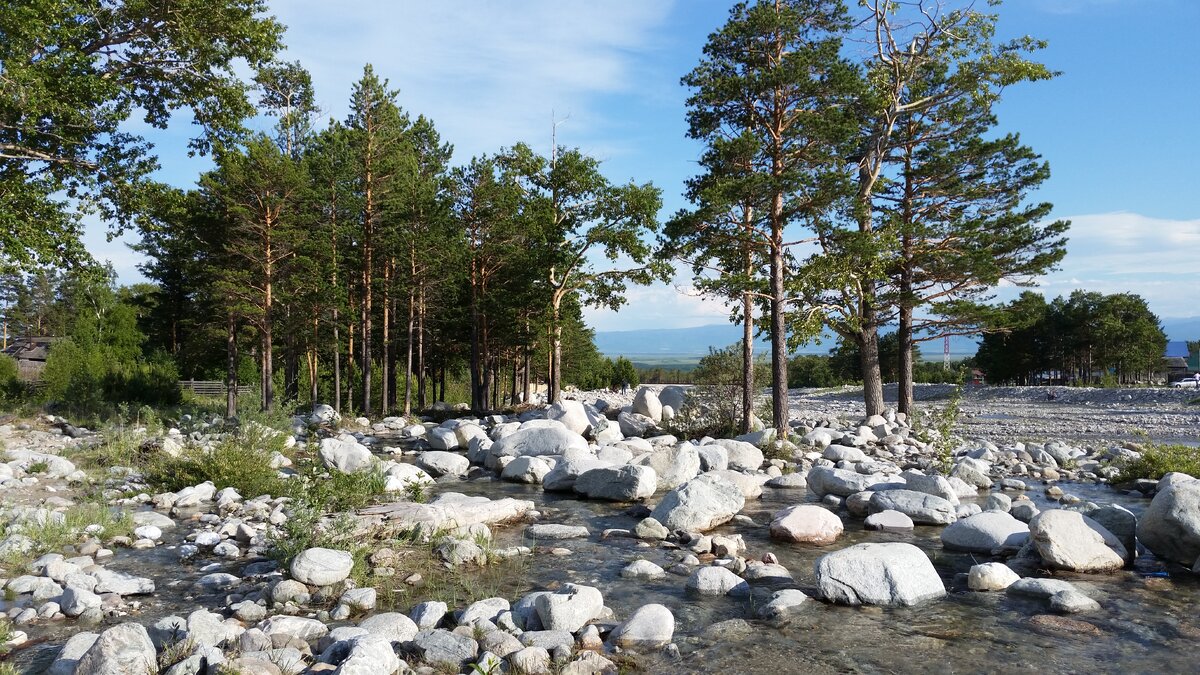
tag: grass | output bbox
[1113,442,1200,483]
[0,500,135,573]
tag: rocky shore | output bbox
[0,384,1197,674]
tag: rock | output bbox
[758,589,809,624]
[686,566,749,597]
[358,612,419,643]
[814,543,945,607]
[1006,577,1079,599]
[435,538,486,566]
[318,437,374,474]
[941,511,1030,554]
[766,472,808,489]
[769,505,843,544]
[650,473,745,532]
[868,489,957,525]
[807,466,886,497]
[358,493,535,538]
[609,604,674,651]
[384,463,435,492]
[501,456,553,484]
[310,404,341,425]
[621,559,666,580]
[488,425,589,468]
[410,601,448,630]
[335,634,401,675]
[1027,614,1101,635]
[634,517,669,540]
[46,631,99,675]
[417,451,470,477]
[901,472,961,505]
[823,444,866,463]
[410,629,478,669]
[618,411,657,438]
[951,457,993,489]
[574,465,657,501]
[541,456,611,492]
[968,562,1020,591]
[525,524,590,540]
[1088,504,1138,558]
[984,493,1012,512]
[61,587,102,617]
[630,444,701,490]
[75,622,157,675]
[509,646,552,674]
[710,469,766,499]
[547,400,592,437]
[864,509,914,532]
[259,615,329,642]
[1049,589,1101,613]
[696,444,729,472]
[1136,474,1200,567]
[709,439,765,472]
[91,569,154,595]
[1010,501,1041,523]
[1029,510,1127,572]
[632,388,663,422]
[535,584,604,632]
[290,548,353,586]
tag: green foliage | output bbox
[0,502,134,572]
[0,0,283,273]
[610,356,639,389]
[1113,443,1200,484]
[0,355,21,402]
[144,427,289,498]
[286,463,388,513]
[672,342,766,439]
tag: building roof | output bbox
[1165,340,1190,358]
[1,337,59,362]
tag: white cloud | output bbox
[585,279,733,332]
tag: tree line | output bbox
[1,0,1104,431]
[975,291,1167,386]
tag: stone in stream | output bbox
[697,444,729,472]
[814,543,945,607]
[634,517,669,540]
[768,505,843,544]
[686,566,749,597]
[766,472,808,489]
[417,450,470,477]
[650,473,745,533]
[621,559,666,580]
[542,456,611,492]
[409,629,478,670]
[290,547,353,586]
[968,562,1020,591]
[868,489,957,525]
[758,589,809,624]
[1005,577,1081,600]
[806,466,887,497]
[90,569,155,595]
[258,615,329,642]
[708,438,765,472]
[941,511,1030,554]
[630,444,701,490]
[951,457,993,489]
[74,622,157,675]
[573,465,657,501]
[710,469,767,499]
[358,493,535,539]
[1049,589,1101,614]
[46,631,99,675]
[486,424,589,469]
[525,524,591,540]
[318,437,374,473]
[1087,504,1138,558]
[60,587,102,617]
[1136,473,1200,568]
[609,604,675,651]
[535,584,604,632]
[501,456,553,484]
[864,509,914,532]
[1028,510,1127,572]
[901,471,961,505]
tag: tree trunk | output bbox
[225,314,238,419]
[742,290,754,434]
[898,303,914,416]
[403,287,415,416]
[769,238,788,441]
[416,283,426,409]
[380,259,391,417]
[859,309,885,416]
[332,309,341,412]
[469,256,484,411]
[550,297,562,404]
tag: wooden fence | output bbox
[179,380,254,397]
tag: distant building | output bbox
[1,336,59,381]
[1163,340,1197,383]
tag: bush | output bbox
[144,426,289,498]
[671,342,766,439]
[1113,443,1200,483]
[0,355,19,399]
[610,356,639,389]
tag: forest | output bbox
[1,0,1170,438]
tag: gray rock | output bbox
[1136,474,1200,567]
[488,425,589,469]
[91,569,154,595]
[650,473,745,532]
[501,456,553,484]
[686,566,749,597]
[967,562,1020,591]
[1006,577,1078,599]
[318,437,374,474]
[951,457,993,488]
[868,489,957,525]
[435,538,486,566]
[807,466,886,497]
[766,472,808,489]
[709,439,765,472]
[290,547,353,586]
[259,615,329,642]
[769,504,843,544]
[510,646,552,674]
[534,583,603,632]
[409,601,447,630]
[941,511,1030,554]
[1010,500,1041,523]
[608,604,674,650]
[74,622,157,675]
[46,631,99,675]
[1029,510,1127,572]
[618,411,657,438]
[335,634,400,675]
[574,465,657,501]
[814,542,945,607]
[542,457,610,492]
[1087,504,1138,558]
[410,629,478,669]
[864,509,914,532]
[696,445,729,472]
[632,388,663,422]
[525,524,590,540]
[901,471,961,505]
[358,612,418,643]
[758,589,809,624]
[620,560,666,580]
[417,451,470,477]
[984,493,1012,512]
[634,517,669,540]
[630,444,701,490]
[1049,589,1101,614]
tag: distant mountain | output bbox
[594,323,979,359]
[1163,317,1200,342]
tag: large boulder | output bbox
[501,456,553,484]
[630,444,701,490]
[941,511,1030,554]
[901,471,961,505]
[319,437,374,474]
[487,425,588,470]
[1029,510,1127,572]
[74,622,157,675]
[807,466,887,497]
[658,386,687,414]
[290,548,353,586]
[814,543,945,607]
[632,388,663,422]
[868,489,957,525]
[618,411,657,438]
[650,474,745,532]
[609,604,674,651]
[573,465,657,501]
[1136,474,1200,567]
[417,451,470,477]
[769,505,843,545]
[547,400,591,437]
[535,584,603,633]
[542,457,611,492]
[708,439,765,472]
[951,457,993,489]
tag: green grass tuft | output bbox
[1113,443,1200,483]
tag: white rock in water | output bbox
[74,622,156,675]
[650,474,745,533]
[1029,509,1127,572]
[318,437,374,473]
[535,583,603,632]
[686,566,749,597]
[769,505,843,544]
[1137,473,1200,567]
[290,547,353,587]
[608,604,674,651]
[417,451,470,477]
[967,562,1020,591]
[573,465,657,501]
[815,542,945,607]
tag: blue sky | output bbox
[90,0,1200,331]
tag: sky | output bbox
[88,0,1200,333]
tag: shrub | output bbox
[671,342,767,439]
[283,463,388,513]
[0,355,19,399]
[1113,443,1200,483]
[144,426,289,498]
